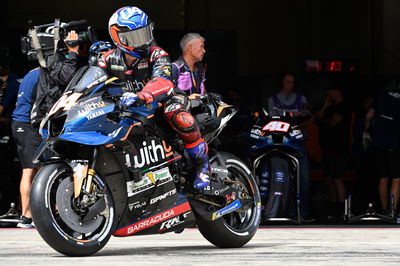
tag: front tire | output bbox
[30,163,116,256]
[196,152,261,248]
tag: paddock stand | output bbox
[0,203,22,226]
[258,152,303,225]
[344,194,399,224]
[261,193,303,225]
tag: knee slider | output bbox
[172,109,198,133]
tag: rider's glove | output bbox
[119,92,146,107]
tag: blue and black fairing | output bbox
[33,65,160,163]
[59,98,160,145]
[249,112,305,154]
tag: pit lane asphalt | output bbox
[1,226,400,265]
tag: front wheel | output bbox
[196,152,261,248]
[30,163,116,256]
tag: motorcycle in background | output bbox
[248,107,306,224]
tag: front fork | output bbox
[71,147,98,199]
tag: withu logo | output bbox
[125,140,173,169]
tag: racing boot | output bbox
[185,138,211,190]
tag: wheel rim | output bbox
[211,158,260,233]
[47,169,114,242]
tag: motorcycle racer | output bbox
[99,6,210,189]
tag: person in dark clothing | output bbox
[0,65,21,218]
[11,67,42,228]
[30,30,80,127]
[351,95,376,209]
[11,29,78,227]
[0,66,20,121]
[267,73,313,220]
[314,85,352,218]
[101,7,210,189]
[364,88,400,213]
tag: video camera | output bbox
[20,19,97,67]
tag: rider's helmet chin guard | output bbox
[108,6,154,58]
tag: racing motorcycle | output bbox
[248,108,306,224]
[30,65,261,256]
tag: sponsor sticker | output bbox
[113,202,191,236]
[274,171,285,183]
[150,49,167,62]
[86,110,105,120]
[211,199,241,220]
[107,126,123,138]
[77,100,106,115]
[125,139,173,169]
[111,65,125,71]
[126,167,172,197]
[162,66,171,76]
[262,121,290,132]
[86,75,107,89]
[250,127,263,136]
[159,211,191,231]
[138,62,149,69]
[128,201,147,211]
[149,188,176,205]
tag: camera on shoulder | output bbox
[20,19,97,65]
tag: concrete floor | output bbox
[0,226,400,265]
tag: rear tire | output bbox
[196,152,261,248]
[30,162,116,256]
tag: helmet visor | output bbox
[117,23,154,48]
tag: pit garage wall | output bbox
[6,0,400,77]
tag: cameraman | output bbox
[30,30,80,127]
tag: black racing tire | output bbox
[30,162,116,256]
[196,152,261,248]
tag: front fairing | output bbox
[40,65,160,146]
[48,95,160,146]
[39,66,110,132]
[249,114,304,153]
[58,95,125,145]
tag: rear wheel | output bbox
[196,152,261,248]
[30,163,116,256]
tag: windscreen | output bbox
[73,66,108,93]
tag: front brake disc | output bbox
[55,178,103,234]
